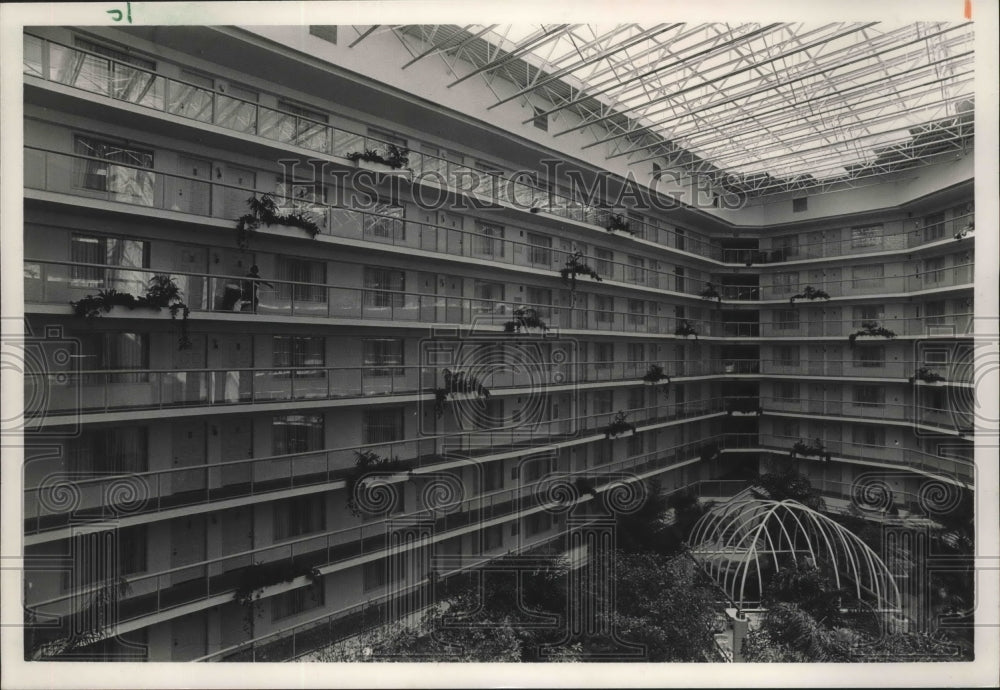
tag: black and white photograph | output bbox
[1,1,997,687]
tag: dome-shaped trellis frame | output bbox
[688,498,901,612]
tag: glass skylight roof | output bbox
[390,23,974,198]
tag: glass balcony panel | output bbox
[50,43,111,94]
[258,107,297,145]
[166,80,213,122]
[24,34,45,77]
[215,93,257,134]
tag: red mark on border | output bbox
[964,0,971,20]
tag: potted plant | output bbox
[503,307,549,334]
[909,367,946,384]
[70,274,192,350]
[343,449,408,517]
[789,286,831,304]
[559,251,603,292]
[234,192,320,249]
[605,213,635,236]
[847,320,897,348]
[790,438,831,462]
[674,319,699,339]
[642,364,671,390]
[345,144,411,172]
[433,368,491,418]
[604,410,636,439]
[699,282,722,306]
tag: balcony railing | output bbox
[759,314,974,338]
[23,34,720,261]
[29,358,726,417]
[24,433,727,629]
[24,398,730,534]
[761,396,973,430]
[750,211,976,262]
[720,285,761,301]
[758,432,973,484]
[25,148,721,297]
[760,264,974,300]
[24,259,717,335]
[760,358,974,382]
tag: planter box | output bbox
[607,428,635,439]
[351,159,411,177]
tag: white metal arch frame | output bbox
[688,498,901,612]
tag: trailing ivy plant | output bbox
[847,320,897,348]
[70,275,192,350]
[559,251,603,292]
[343,449,409,517]
[503,307,549,334]
[789,286,831,304]
[26,576,132,660]
[605,213,635,235]
[235,192,320,250]
[674,319,699,339]
[604,410,637,439]
[433,369,491,418]
[699,282,722,306]
[345,144,410,170]
[909,367,946,384]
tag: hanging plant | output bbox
[559,251,603,292]
[847,320,896,348]
[234,192,320,250]
[674,319,699,339]
[503,307,549,334]
[343,449,408,517]
[909,367,946,384]
[605,213,635,235]
[433,368,491,418]
[345,144,410,170]
[604,410,637,439]
[70,275,192,350]
[954,221,972,240]
[789,286,831,304]
[699,282,722,306]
